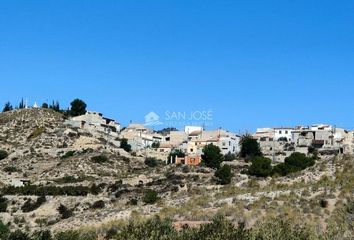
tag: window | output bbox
[285,131,288,134]
[190,149,193,152]
[229,141,231,146]
[279,131,282,134]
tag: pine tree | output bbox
[70,99,87,116]
[202,144,224,169]
[41,102,48,108]
[2,102,13,112]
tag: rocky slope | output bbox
[0,109,352,237]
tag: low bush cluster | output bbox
[3,166,18,173]
[0,150,8,160]
[91,200,105,209]
[60,151,75,159]
[120,138,132,152]
[54,175,89,184]
[0,212,352,240]
[91,155,109,164]
[273,152,315,176]
[0,196,8,212]
[143,189,159,204]
[224,152,237,161]
[1,184,103,196]
[58,204,73,219]
[145,157,158,167]
[248,152,316,177]
[21,196,46,213]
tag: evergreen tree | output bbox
[248,156,273,177]
[18,98,25,109]
[2,102,13,112]
[202,144,224,169]
[49,100,60,112]
[70,99,87,116]
[239,134,262,160]
[215,165,233,184]
[41,102,48,108]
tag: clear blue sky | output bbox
[1,1,353,132]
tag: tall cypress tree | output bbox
[18,98,25,109]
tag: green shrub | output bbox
[58,204,73,219]
[273,152,315,176]
[128,198,138,206]
[3,166,18,173]
[145,157,158,167]
[55,175,82,184]
[61,151,75,159]
[32,230,53,240]
[0,150,8,160]
[248,156,272,177]
[215,165,233,185]
[0,220,9,239]
[320,199,329,208]
[1,185,102,196]
[8,230,30,240]
[120,138,132,152]
[115,216,176,240]
[55,230,81,240]
[285,152,315,169]
[91,155,108,164]
[143,190,159,204]
[224,152,237,161]
[21,196,46,213]
[151,141,160,149]
[347,200,354,214]
[91,200,105,209]
[0,196,8,212]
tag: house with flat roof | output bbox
[120,123,163,151]
[65,111,121,136]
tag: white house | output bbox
[186,129,240,156]
[120,123,163,151]
[274,127,294,141]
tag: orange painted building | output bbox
[175,156,202,166]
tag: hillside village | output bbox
[3,100,353,166]
[0,101,353,239]
[66,110,354,165]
